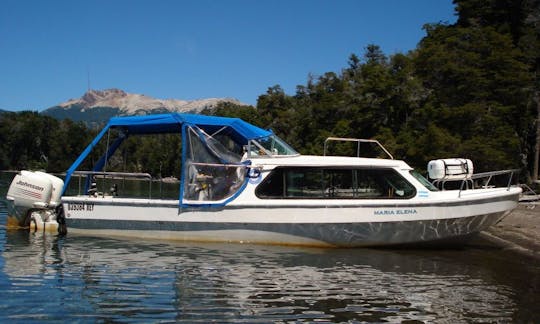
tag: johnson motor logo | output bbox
[15,180,44,200]
[16,180,45,192]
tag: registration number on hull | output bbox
[67,202,94,212]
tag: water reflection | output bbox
[2,227,537,323]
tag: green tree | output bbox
[453,0,540,178]
[414,23,533,171]
[201,101,261,126]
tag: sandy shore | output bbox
[481,203,540,258]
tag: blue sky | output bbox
[1,0,456,111]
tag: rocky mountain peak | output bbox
[80,89,128,106]
[55,88,243,114]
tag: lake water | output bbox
[1,172,539,323]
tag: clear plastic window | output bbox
[183,126,245,202]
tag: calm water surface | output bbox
[1,172,539,323]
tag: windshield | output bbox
[246,135,298,158]
[410,170,439,192]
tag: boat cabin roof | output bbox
[251,155,412,169]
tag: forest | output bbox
[0,0,539,183]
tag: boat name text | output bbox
[374,209,417,216]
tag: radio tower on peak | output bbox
[86,66,92,92]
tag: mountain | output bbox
[41,88,245,126]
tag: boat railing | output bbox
[189,162,246,168]
[188,162,262,178]
[456,169,520,197]
[71,171,154,198]
[323,137,394,159]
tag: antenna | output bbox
[86,66,92,91]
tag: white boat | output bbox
[5,113,521,247]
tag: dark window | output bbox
[256,167,415,199]
[258,168,285,198]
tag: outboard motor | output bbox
[5,170,64,232]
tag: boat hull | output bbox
[62,189,520,247]
[65,212,510,247]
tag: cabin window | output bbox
[256,167,416,199]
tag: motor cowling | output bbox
[5,170,64,230]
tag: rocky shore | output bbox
[481,203,540,258]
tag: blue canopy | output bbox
[62,113,272,194]
[106,113,271,139]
